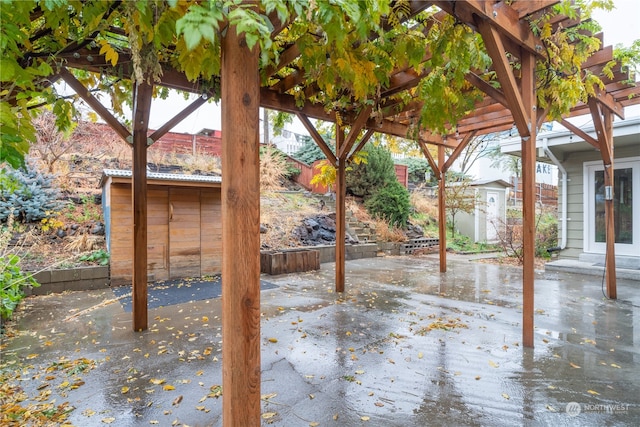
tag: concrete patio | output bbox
[1,254,639,426]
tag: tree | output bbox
[346,143,396,198]
[444,174,476,237]
[1,1,626,170]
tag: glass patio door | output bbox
[584,158,640,256]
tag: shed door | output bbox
[486,192,499,241]
[169,188,201,278]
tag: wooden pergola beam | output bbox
[149,95,208,143]
[559,119,600,149]
[347,128,374,163]
[58,67,131,142]
[442,131,477,173]
[296,112,337,167]
[339,105,373,159]
[477,18,531,137]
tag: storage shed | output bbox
[101,169,222,285]
[456,179,511,243]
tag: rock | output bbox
[56,229,67,238]
[91,223,105,235]
[260,224,268,233]
[405,222,424,239]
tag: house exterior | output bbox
[100,169,222,285]
[501,117,640,270]
[456,179,511,243]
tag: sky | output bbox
[79,1,640,135]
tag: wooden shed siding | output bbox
[201,189,222,273]
[107,181,222,285]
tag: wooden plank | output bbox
[221,21,261,427]
[335,127,346,293]
[59,67,131,142]
[437,145,446,273]
[602,109,617,299]
[476,18,531,137]
[520,52,536,348]
[132,81,153,332]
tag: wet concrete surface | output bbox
[2,254,639,426]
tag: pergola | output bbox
[7,1,640,425]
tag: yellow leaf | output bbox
[261,393,277,400]
[355,370,365,375]
[202,316,209,322]
[361,416,370,421]
[196,405,206,411]
[611,363,621,369]
[150,421,159,425]
[121,386,130,394]
[569,362,581,369]
[150,378,166,385]
[163,385,176,391]
[102,418,116,424]
[268,337,278,343]
[262,412,277,419]
[488,360,499,368]
[418,352,423,359]
[587,389,600,395]
[27,353,39,360]
[310,423,319,427]
[502,393,510,400]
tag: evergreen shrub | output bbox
[0,163,61,223]
[364,181,411,227]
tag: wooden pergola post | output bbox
[437,145,447,273]
[603,109,617,299]
[221,23,261,426]
[335,127,346,293]
[131,81,153,332]
[589,99,618,299]
[520,52,537,348]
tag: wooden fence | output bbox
[509,177,557,206]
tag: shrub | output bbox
[346,143,396,198]
[0,163,61,223]
[365,181,411,227]
[1,219,40,323]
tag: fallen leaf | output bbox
[611,363,621,369]
[488,360,499,368]
[172,396,183,406]
[361,416,370,421]
[502,393,510,400]
[569,362,581,369]
[121,386,130,394]
[262,412,277,419]
[309,423,319,427]
[587,389,600,395]
[268,337,278,343]
[163,385,175,391]
[475,376,481,380]
[261,393,277,400]
[150,378,166,385]
[102,418,116,424]
[150,421,159,425]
